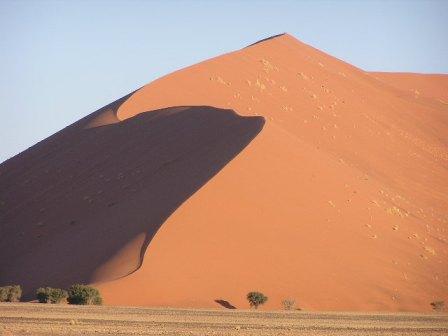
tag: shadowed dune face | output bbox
[0,106,264,298]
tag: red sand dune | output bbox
[0,34,447,311]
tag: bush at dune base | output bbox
[0,285,22,302]
[431,301,445,311]
[67,284,102,305]
[36,287,68,304]
[282,298,296,310]
[247,291,268,309]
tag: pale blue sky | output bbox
[1,0,447,163]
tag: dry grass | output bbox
[0,303,447,336]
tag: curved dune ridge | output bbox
[0,106,264,297]
[0,33,447,311]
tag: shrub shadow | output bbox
[215,299,237,309]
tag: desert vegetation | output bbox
[36,287,68,303]
[1,284,102,305]
[431,300,445,312]
[67,284,102,305]
[281,298,296,310]
[0,285,22,302]
[246,291,268,309]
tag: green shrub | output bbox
[36,287,68,303]
[0,287,7,302]
[246,291,268,309]
[0,285,22,302]
[67,284,102,305]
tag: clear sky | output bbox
[1,0,447,163]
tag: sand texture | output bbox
[1,303,447,336]
[0,34,447,311]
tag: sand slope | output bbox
[1,34,447,311]
[0,106,263,295]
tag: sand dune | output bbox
[0,34,447,312]
[0,106,263,298]
[371,72,448,102]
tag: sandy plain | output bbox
[0,303,447,336]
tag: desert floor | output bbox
[0,303,447,336]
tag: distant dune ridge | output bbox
[0,33,447,311]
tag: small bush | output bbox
[0,285,22,302]
[0,287,7,302]
[247,291,268,309]
[67,284,102,305]
[431,301,445,311]
[282,298,295,310]
[36,287,68,304]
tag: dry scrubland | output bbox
[0,303,447,336]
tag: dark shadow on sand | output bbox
[246,33,286,47]
[0,103,264,299]
[215,299,237,309]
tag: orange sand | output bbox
[0,34,447,312]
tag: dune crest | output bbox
[1,33,447,311]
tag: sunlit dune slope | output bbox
[1,33,447,312]
[371,72,448,103]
